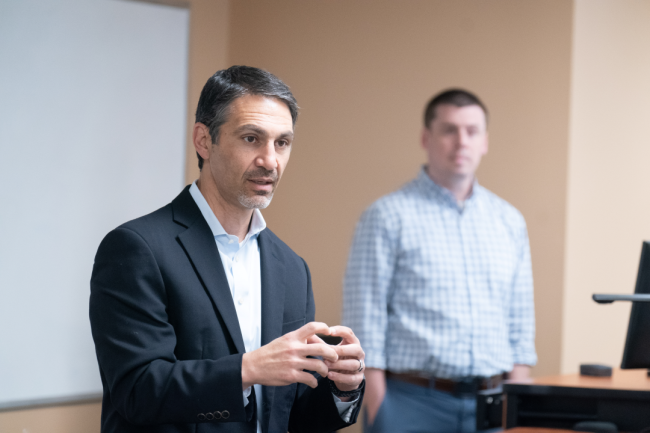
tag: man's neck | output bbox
[196,177,253,242]
[426,167,474,203]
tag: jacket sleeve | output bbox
[89,227,253,426]
[287,259,364,433]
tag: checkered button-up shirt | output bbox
[342,168,536,378]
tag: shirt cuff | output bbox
[363,351,387,370]
[243,386,252,406]
[332,393,360,423]
[512,351,538,367]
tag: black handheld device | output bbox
[316,334,343,345]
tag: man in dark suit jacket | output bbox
[89,66,365,433]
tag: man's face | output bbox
[207,94,294,210]
[421,104,488,184]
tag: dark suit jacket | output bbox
[89,186,361,433]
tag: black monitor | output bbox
[593,241,650,371]
[621,241,650,369]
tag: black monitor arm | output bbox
[592,294,650,304]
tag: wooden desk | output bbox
[503,369,650,431]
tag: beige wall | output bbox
[562,0,650,373]
[0,402,101,433]
[184,0,230,183]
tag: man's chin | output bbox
[238,193,273,209]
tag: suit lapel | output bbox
[172,187,246,354]
[258,230,286,346]
[258,230,286,433]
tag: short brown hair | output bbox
[423,89,488,128]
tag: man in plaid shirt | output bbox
[343,89,536,433]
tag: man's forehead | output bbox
[228,94,293,124]
[433,104,486,126]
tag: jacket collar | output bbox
[172,186,247,354]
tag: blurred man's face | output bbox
[422,104,488,185]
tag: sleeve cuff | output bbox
[363,352,387,370]
[332,394,360,423]
[512,352,538,367]
[242,386,252,406]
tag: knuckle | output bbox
[287,342,301,356]
[289,370,299,381]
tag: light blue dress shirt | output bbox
[342,168,537,379]
[189,182,357,429]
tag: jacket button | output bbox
[205,412,214,421]
[222,410,230,419]
[213,411,222,420]
[197,413,206,421]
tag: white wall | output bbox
[0,0,189,406]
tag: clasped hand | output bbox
[241,322,365,392]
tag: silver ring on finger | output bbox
[357,359,364,372]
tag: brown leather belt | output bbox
[386,371,503,395]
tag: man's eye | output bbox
[243,136,256,143]
[277,140,288,147]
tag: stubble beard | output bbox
[238,190,274,209]
[237,168,278,209]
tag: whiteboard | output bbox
[0,0,189,408]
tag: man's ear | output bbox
[193,122,212,161]
[420,127,431,150]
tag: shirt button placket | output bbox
[459,210,477,375]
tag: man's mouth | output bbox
[452,154,469,163]
[249,178,275,186]
[243,168,278,194]
[247,177,276,193]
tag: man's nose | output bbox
[255,141,278,170]
[457,129,470,147]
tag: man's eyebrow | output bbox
[277,131,295,140]
[234,124,294,139]
[439,121,481,128]
[234,124,267,135]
